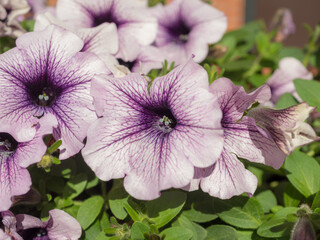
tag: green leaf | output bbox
[279,47,304,61]
[95,231,108,240]
[214,196,264,229]
[131,222,150,240]
[108,180,129,220]
[312,191,320,210]
[63,173,88,199]
[248,74,268,88]
[182,206,217,223]
[47,140,62,154]
[275,93,299,109]
[284,150,320,198]
[294,79,320,110]
[283,183,303,207]
[77,196,104,230]
[184,190,218,223]
[206,225,238,240]
[85,217,102,240]
[146,191,186,228]
[256,190,277,213]
[257,207,298,238]
[173,215,207,240]
[161,227,193,240]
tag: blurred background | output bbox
[212,0,320,47]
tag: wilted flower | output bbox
[82,59,224,200]
[56,0,157,62]
[185,78,286,199]
[16,209,81,240]
[0,114,57,211]
[270,8,295,42]
[152,0,227,65]
[248,102,319,155]
[0,25,108,159]
[1,211,22,240]
[0,0,30,37]
[267,57,313,104]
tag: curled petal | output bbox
[248,103,319,154]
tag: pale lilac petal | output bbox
[200,150,258,199]
[56,0,96,28]
[15,113,58,168]
[267,57,313,103]
[210,77,271,122]
[0,229,10,240]
[0,158,31,211]
[16,214,45,230]
[153,0,227,64]
[46,209,81,240]
[77,23,118,55]
[224,117,286,169]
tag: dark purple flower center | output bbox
[92,11,119,27]
[117,59,135,71]
[152,108,177,133]
[26,76,62,108]
[0,132,18,154]
[167,20,190,43]
[18,227,49,240]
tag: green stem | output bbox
[100,180,107,201]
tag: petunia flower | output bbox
[267,57,313,104]
[56,0,157,62]
[82,59,224,200]
[152,0,227,65]
[247,102,319,155]
[15,209,81,240]
[185,78,287,199]
[0,25,108,159]
[1,211,22,240]
[0,0,30,37]
[0,114,57,211]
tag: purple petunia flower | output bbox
[82,59,224,200]
[185,78,287,199]
[0,114,57,211]
[56,0,157,62]
[0,25,108,159]
[267,57,313,104]
[14,209,81,240]
[152,0,227,65]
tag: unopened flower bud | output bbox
[291,205,316,240]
